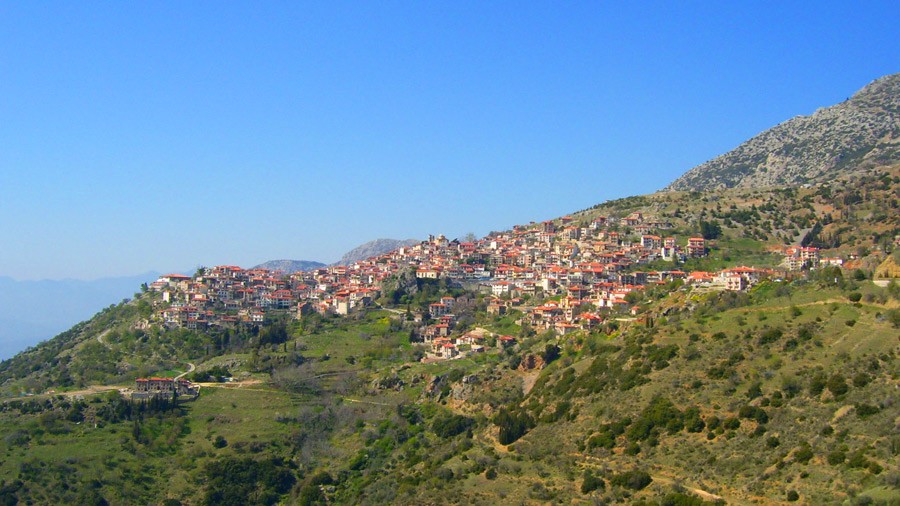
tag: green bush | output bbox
[855,403,880,418]
[738,405,769,424]
[794,444,814,464]
[809,372,828,396]
[827,374,849,397]
[494,408,534,445]
[203,457,296,506]
[610,469,652,490]
[431,414,474,438]
[581,471,605,494]
[827,450,846,465]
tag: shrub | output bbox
[827,450,846,465]
[746,382,763,400]
[809,372,828,396]
[794,444,814,464]
[738,405,769,424]
[542,344,561,364]
[852,372,871,387]
[494,408,534,445]
[684,407,705,433]
[432,414,474,438]
[758,327,784,345]
[827,374,849,397]
[203,456,296,506]
[581,471,605,494]
[611,469,652,490]
[855,403,880,418]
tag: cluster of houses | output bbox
[131,377,199,400]
[147,210,838,360]
[780,245,844,271]
[424,328,518,360]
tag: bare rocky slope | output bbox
[334,238,419,265]
[667,73,899,191]
[252,259,326,273]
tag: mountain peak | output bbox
[334,238,419,265]
[251,259,326,273]
[667,73,900,191]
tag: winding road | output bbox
[175,362,196,380]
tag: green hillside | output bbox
[1,166,898,505]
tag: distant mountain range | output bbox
[667,73,899,191]
[251,259,327,273]
[0,239,422,359]
[0,272,161,360]
[334,238,419,265]
[253,238,420,271]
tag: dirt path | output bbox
[574,452,730,504]
[650,472,726,503]
[175,362,196,380]
[342,397,393,407]
[733,298,844,313]
[96,329,111,347]
[197,379,264,389]
[54,385,125,398]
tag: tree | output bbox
[699,220,722,240]
[432,414,474,438]
[542,344,561,364]
[494,408,534,445]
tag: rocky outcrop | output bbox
[518,354,546,371]
[668,73,900,191]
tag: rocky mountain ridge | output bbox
[667,73,899,191]
[251,259,326,273]
[334,238,419,266]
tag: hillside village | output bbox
[0,76,896,506]
[149,211,837,360]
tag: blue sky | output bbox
[1,2,897,280]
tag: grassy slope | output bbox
[6,279,894,504]
[0,167,898,505]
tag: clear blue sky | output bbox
[1,2,897,280]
